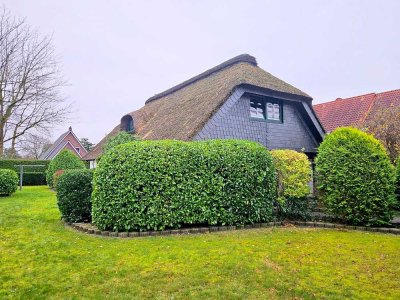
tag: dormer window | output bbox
[266,102,281,121]
[250,98,265,119]
[120,115,135,133]
[250,96,282,123]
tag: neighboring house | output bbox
[314,89,400,132]
[40,126,88,160]
[83,54,324,167]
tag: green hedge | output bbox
[316,127,396,226]
[21,172,46,186]
[93,140,276,231]
[0,169,19,196]
[57,169,93,223]
[0,159,49,173]
[46,150,86,188]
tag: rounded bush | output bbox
[0,169,19,196]
[271,149,312,220]
[46,150,86,188]
[102,131,140,154]
[316,127,396,225]
[56,169,93,223]
[92,140,276,231]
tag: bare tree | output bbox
[17,132,52,159]
[363,102,400,163]
[0,7,70,156]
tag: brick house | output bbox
[40,126,88,160]
[314,89,400,132]
[84,54,324,167]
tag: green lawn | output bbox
[0,187,399,299]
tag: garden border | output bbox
[67,221,400,238]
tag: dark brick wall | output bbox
[193,87,318,152]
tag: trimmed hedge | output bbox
[316,127,396,226]
[56,169,93,223]
[271,149,313,220]
[93,140,276,231]
[0,169,19,196]
[0,159,49,173]
[22,172,46,186]
[46,150,86,188]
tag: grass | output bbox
[0,187,399,299]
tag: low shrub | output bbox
[56,169,93,223]
[316,127,396,226]
[271,149,313,220]
[46,150,86,188]
[92,140,276,231]
[0,169,19,196]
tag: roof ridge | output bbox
[376,88,400,95]
[314,92,377,106]
[145,54,257,104]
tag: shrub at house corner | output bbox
[56,169,93,223]
[102,131,140,154]
[316,127,396,226]
[0,169,19,196]
[92,140,276,231]
[271,149,312,220]
[46,150,86,188]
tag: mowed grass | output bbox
[0,187,399,299]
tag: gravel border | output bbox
[66,221,400,238]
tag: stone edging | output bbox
[66,221,400,238]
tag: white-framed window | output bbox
[266,102,281,121]
[250,98,265,119]
[75,147,80,154]
[250,97,282,122]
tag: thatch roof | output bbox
[84,54,312,160]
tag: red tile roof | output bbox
[313,89,400,132]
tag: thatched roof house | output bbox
[84,54,324,165]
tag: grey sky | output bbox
[5,0,400,143]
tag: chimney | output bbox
[69,126,72,132]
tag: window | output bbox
[75,147,80,154]
[120,115,135,133]
[266,102,281,121]
[250,98,265,119]
[250,97,282,122]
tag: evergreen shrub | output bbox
[46,150,85,188]
[92,140,276,231]
[0,169,19,196]
[56,169,93,223]
[316,127,396,225]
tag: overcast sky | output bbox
[5,0,400,143]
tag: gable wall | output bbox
[193,87,318,152]
[63,132,88,157]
